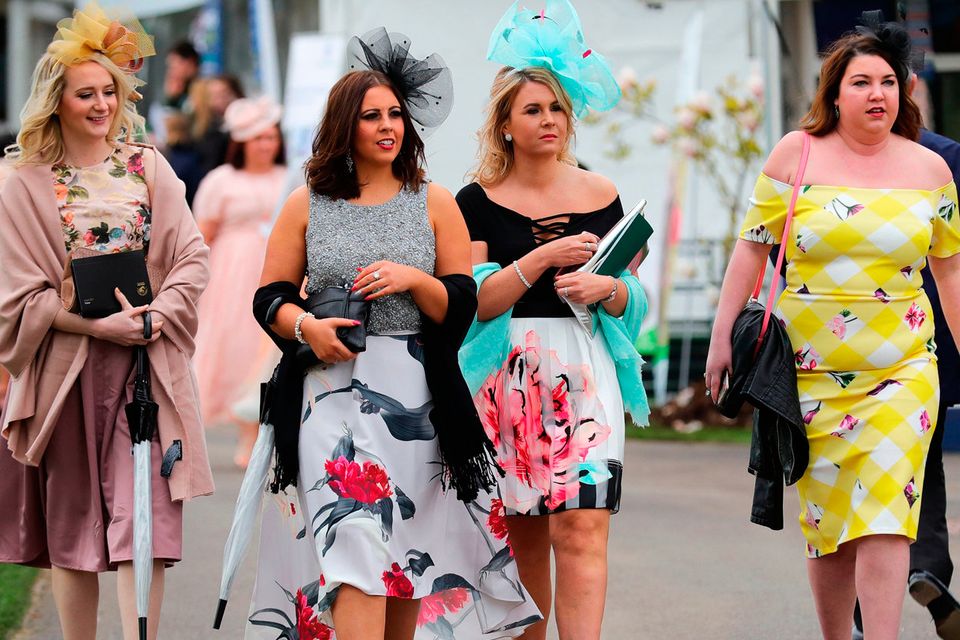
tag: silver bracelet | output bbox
[512,260,533,289]
[294,311,315,344]
[603,278,618,303]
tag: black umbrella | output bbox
[124,314,157,640]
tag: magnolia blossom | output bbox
[651,124,671,144]
[678,137,699,159]
[676,106,697,131]
[748,73,765,100]
[617,65,638,90]
[690,90,712,115]
[737,110,760,132]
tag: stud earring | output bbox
[504,133,513,142]
[345,151,354,173]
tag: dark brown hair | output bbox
[225,126,286,169]
[801,31,922,141]
[305,70,425,200]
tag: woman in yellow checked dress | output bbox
[706,20,960,640]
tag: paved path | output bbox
[14,428,960,639]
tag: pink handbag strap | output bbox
[753,132,811,353]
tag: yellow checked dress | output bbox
[740,174,960,557]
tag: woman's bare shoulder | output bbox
[569,166,618,206]
[896,137,953,189]
[762,131,807,184]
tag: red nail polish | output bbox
[352,320,361,326]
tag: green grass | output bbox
[0,565,38,639]
[627,423,752,444]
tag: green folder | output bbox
[566,200,653,336]
[588,199,653,277]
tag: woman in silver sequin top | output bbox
[246,68,539,639]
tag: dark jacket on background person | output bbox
[920,128,960,407]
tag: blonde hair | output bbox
[11,52,145,165]
[188,77,212,140]
[470,66,577,187]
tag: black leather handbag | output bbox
[295,285,371,367]
[716,132,810,420]
[70,249,153,318]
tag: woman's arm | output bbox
[704,239,771,397]
[472,232,601,321]
[259,186,358,362]
[552,271,630,317]
[52,289,161,346]
[929,254,960,349]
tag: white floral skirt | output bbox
[475,317,626,516]
[246,335,541,639]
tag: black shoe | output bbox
[908,570,960,640]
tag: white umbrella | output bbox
[214,375,277,629]
[124,317,157,640]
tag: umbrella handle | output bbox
[142,312,152,340]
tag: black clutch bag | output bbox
[70,249,153,318]
[296,285,371,367]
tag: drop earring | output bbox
[834,105,839,118]
[504,133,513,142]
[345,151,354,173]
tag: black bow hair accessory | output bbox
[346,28,454,138]
[855,10,925,78]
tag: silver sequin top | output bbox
[305,187,436,334]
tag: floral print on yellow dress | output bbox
[54,145,152,254]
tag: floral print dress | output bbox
[55,145,151,253]
[740,173,960,557]
[246,189,540,639]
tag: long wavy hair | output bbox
[305,70,425,200]
[10,53,144,165]
[801,30,922,141]
[470,66,577,187]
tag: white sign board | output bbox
[282,32,347,170]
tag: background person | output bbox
[191,95,286,467]
[705,17,960,640]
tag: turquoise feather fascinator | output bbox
[486,0,621,117]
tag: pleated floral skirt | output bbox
[247,335,540,639]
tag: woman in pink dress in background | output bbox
[192,96,286,466]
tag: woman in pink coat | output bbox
[0,6,211,639]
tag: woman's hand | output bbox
[353,261,426,301]
[91,288,163,346]
[533,232,600,269]
[704,340,733,402]
[301,316,361,363]
[553,272,617,305]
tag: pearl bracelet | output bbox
[603,279,618,303]
[512,260,533,289]
[294,311,315,344]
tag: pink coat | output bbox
[0,144,214,501]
